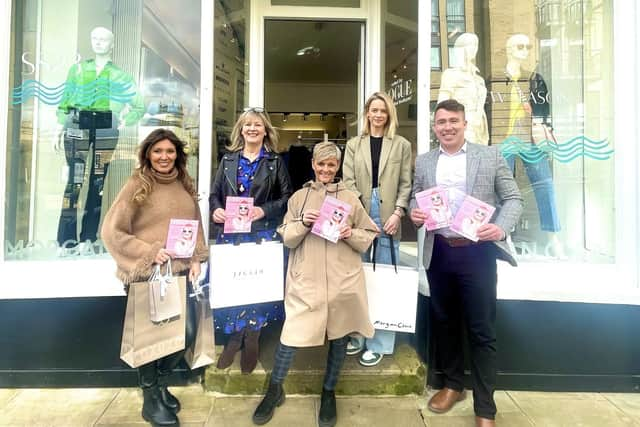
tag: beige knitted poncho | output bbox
[101,169,208,284]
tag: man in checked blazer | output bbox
[410,99,523,427]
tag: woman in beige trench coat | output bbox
[252,142,378,427]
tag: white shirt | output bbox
[435,143,467,237]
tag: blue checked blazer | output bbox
[410,142,523,268]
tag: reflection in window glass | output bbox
[213,1,247,180]
[5,0,201,260]
[431,0,441,70]
[446,0,465,68]
[432,0,614,263]
[384,0,419,266]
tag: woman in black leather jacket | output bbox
[209,107,292,374]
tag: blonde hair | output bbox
[227,109,279,152]
[313,141,342,163]
[361,91,398,139]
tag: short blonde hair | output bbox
[313,141,342,163]
[361,91,398,139]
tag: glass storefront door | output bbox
[264,19,363,191]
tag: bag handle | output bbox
[371,233,397,273]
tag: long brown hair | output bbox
[132,128,197,203]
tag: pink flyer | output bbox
[166,219,199,258]
[311,196,352,243]
[450,195,496,241]
[224,196,254,234]
[415,186,453,231]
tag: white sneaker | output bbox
[359,350,383,367]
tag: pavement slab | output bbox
[0,388,118,427]
[334,396,425,427]
[509,392,638,426]
[0,389,19,410]
[206,395,317,427]
[604,393,640,421]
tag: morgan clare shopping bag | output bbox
[120,275,187,368]
[363,262,419,333]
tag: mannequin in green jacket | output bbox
[53,26,144,247]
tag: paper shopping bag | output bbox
[363,263,419,333]
[184,298,216,369]
[120,277,187,368]
[149,261,183,322]
[209,241,284,309]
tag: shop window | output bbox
[432,0,614,264]
[5,0,201,261]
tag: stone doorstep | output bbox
[203,342,426,396]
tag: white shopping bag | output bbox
[363,263,419,333]
[209,241,284,309]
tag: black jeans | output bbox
[138,286,198,387]
[426,235,498,420]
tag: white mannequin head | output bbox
[456,33,479,62]
[90,27,114,56]
[450,32,479,68]
[506,34,531,63]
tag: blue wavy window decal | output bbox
[499,135,613,163]
[12,78,136,106]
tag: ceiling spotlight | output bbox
[303,113,310,121]
[283,113,289,122]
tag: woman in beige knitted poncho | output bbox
[102,128,208,427]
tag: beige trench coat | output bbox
[342,134,413,240]
[277,180,378,347]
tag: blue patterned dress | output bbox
[213,147,285,333]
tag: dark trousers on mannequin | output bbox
[57,115,118,245]
[426,235,498,420]
[138,288,198,387]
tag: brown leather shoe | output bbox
[475,416,496,427]
[427,388,466,413]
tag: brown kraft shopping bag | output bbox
[185,298,216,369]
[120,277,187,368]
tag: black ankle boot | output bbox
[252,382,285,425]
[158,385,180,414]
[157,371,180,414]
[142,385,179,426]
[318,388,337,427]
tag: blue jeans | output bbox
[357,188,399,355]
[504,152,561,232]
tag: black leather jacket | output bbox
[209,150,292,237]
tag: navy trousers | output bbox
[426,235,498,420]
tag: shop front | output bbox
[0,0,638,390]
